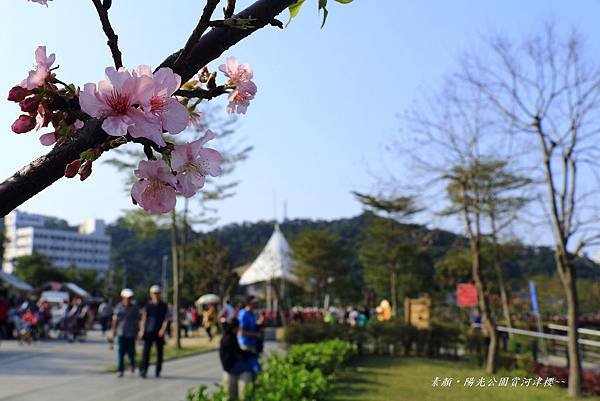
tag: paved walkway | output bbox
[0,331,272,401]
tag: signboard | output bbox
[404,296,431,329]
[457,283,478,307]
[529,281,539,314]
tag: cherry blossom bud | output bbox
[7,86,29,102]
[11,115,36,134]
[78,160,92,181]
[64,160,81,178]
[19,97,40,113]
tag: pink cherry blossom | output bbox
[171,130,223,197]
[21,46,55,90]
[131,65,189,139]
[226,84,256,114]
[219,57,257,114]
[131,159,177,213]
[39,132,57,146]
[219,57,254,86]
[79,67,156,139]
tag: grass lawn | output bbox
[105,334,219,372]
[331,356,600,401]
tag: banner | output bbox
[529,280,540,314]
[457,283,478,307]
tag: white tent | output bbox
[239,224,294,286]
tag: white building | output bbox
[2,210,111,273]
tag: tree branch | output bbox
[172,0,221,73]
[0,0,295,217]
[91,0,123,69]
[224,0,236,19]
[175,85,228,100]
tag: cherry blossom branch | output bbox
[0,0,295,217]
[126,134,172,155]
[224,0,236,19]
[91,0,123,69]
[0,119,107,216]
[173,0,221,72]
[175,86,228,100]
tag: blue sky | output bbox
[2,0,600,247]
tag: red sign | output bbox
[457,284,478,307]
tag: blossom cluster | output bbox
[219,56,257,114]
[8,46,257,214]
[131,130,223,213]
[79,65,189,147]
[28,0,51,5]
[8,46,81,146]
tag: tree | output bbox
[479,161,530,331]
[354,192,425,317]
[291,229,352,306]
[443,161,499,374]
[359,214,433,317]
[460,26,600,396]
[13,253,66,288]
[64,264,103,296]
[181,238,238,306]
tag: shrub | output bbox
[284,320,350,344]
[246,354,329,401]
[186,385,229,401]
[533,363,600,395]
[287,339,355,375]
[427,322,462,358]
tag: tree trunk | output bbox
[557,253,582,398]
[463,175,497,374]
[491,230,513,332]
[270,280,288,327]
[470,237,498,374]
[180,198,189,284]
[170,210,181,349]
[390,270,398,317]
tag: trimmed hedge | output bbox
[287,339,355,375]
[287,318,463,358]
[246,339,356,401]
[186,339,356,401]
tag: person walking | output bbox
[98,301,113,336]
[220,298,235,324]
[202,304,217,342]
[219,318,254,400]
[110,288,139,378]
[237,296,262,357]
[138,285,168,378]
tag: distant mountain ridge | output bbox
[106,212,600,289]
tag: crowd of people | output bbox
[0,293,91,343]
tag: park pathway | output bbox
[0,331,271,401]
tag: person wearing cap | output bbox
[138,285,168,378]
[110,288,140,378]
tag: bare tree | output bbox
[443,161,499,374]
[479,160,531,333]
[401,81,513,374]
[460,26,600,397]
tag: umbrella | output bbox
[196,293,220,305]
